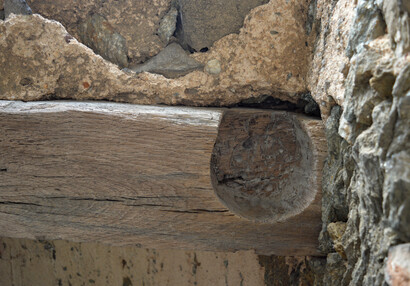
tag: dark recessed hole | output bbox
[20,78,33,86]
[235,94,321,118]
[200,47,209,52]
[186,44,196,53]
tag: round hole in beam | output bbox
[210,110,318,223]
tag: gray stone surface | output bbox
[176,0,269,51]
[130,43,203,78]
[157,6,178,44]
[319,105,352,254]
[319,0,410,284]
[323,253,347,286]
[345,0,386,57]
[382,0,410,57]
[79,14,128,68]
[26,0,172,66]
[4,0,31,18]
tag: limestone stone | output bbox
[382,0,410,57]
[190,0,311,102]
[345,0,386,57]
[339,36,397,144]
[204,59,221,75]
[307,0,356,119]
[130,43,203,78]
[327,222,347,259]
[0,4,310,105]
[176,0,269,52]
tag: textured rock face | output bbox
[307,0,356,119]
[315,0,410,285]
[0,0,311,106]
[176,0,269,51]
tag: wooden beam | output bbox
[0,101,326,256]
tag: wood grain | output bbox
[0,101,326,255]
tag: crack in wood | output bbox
[0,201,42,207]
[161,209,229,214]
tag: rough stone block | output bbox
[0,10,310,106]
[130,43,203,78]
[176,0,268,51]
[26,0,172,65]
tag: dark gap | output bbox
[0,201,42,207]
[161,209,228,214]
[20,78,33,86]
[186,44,196,53]
[69,197,122,202]
[233,93,321,118]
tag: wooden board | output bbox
[0,101,326,255]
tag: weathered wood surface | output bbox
[0,101,326,256]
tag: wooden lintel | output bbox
[0,101,326,256]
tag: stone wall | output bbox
[311,0,410,285]
[0,0,409,285]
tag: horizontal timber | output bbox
[0,101,326,255]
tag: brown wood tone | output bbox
[0,101,326,256]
